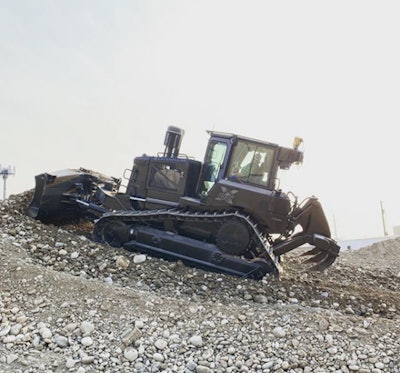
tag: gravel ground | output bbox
[1,192,399,372]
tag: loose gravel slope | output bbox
[1,192,399,372]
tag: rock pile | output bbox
[1,192,399,372]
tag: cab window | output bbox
[149,161,183,191]
[228,141,274,186]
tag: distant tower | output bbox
[0,164,15,200]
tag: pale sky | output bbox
[1,0,399,239]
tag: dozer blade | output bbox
[272,233,340,271]
[27,170,88,222]
[27,168,120,223]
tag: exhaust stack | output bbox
[163,126,184,158]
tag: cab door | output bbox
[198,139,230,195]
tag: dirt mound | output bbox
[341,237,400,272]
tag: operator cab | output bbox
[198,131,280,195]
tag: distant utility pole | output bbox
[332,214,338,240]
[380,200,388,237]
[0,164,15,200]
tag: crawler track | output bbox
[92,208,281,277]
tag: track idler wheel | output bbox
[94,220,130,247]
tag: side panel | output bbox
[204,179,291,234]
[126,156,202,208]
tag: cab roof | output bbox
[207,130,280,149]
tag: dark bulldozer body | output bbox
[28,126,340,279]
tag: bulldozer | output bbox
[27,126,339,279]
